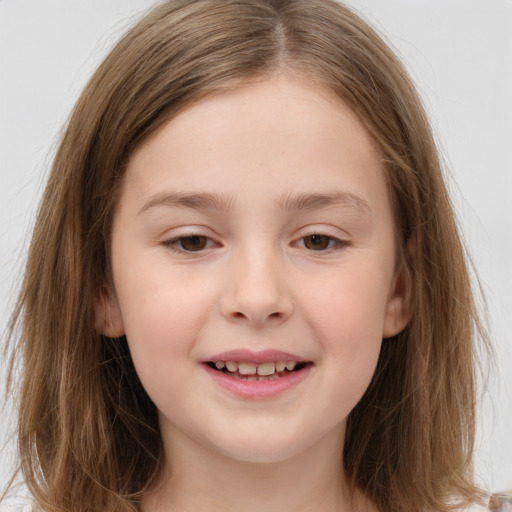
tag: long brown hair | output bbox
[5,1,488,510]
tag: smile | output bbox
[202,350,313,398]
[206,360,308,381]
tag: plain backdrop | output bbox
[1,0,511,502]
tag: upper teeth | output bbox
[214,361,298,376]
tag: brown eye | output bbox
[179,235,209,251]
[303,234,334,250]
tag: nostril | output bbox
[225,306,291,326]
[232,311,282,319]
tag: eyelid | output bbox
[294,224,351,239]
[291,225,351,252]
[293,235,346,252]
[161,227,223,254]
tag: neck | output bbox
[142,423,373,512]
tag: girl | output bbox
[3,0,506,510]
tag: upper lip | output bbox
[203,349,308,364]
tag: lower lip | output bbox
[202,364,312,399]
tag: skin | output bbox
[97,74,413,512]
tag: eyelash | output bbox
[162,232,348,254]
[162,234,220,254]
[294,234,347,252]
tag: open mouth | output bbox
[205,360,311,381]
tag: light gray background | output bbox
[1,0,511,502]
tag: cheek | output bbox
[302,263,391,345]
[298,264,389,405]
[114,268,215,380]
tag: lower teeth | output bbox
[235,373,280,381]
[218,369,291,381]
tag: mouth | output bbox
[204,360,312,381]
[201,349,314,398]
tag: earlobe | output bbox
[382,237,416,339]
[93,286,125,338]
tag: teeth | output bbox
[214,360,302,376]
[226,361,238,372]
[257,362,275,376]
[275,362,286,372]
[238,362,257,375]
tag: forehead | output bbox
[122,75,389,218]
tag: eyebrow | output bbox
[138,192,235,214]
[277,191,370,214]
[138,190,370,215]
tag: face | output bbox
[98,76,412,465]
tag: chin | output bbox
[219,444,303,465]
[205,426,327,465]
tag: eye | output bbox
[164,235,219,253]
[296,234,344,251]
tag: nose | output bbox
[220,249,294,327]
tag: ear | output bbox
[94,286,125,338]
[382,237,416,338]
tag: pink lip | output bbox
[202,363,312,399]
[204,349,307,364]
